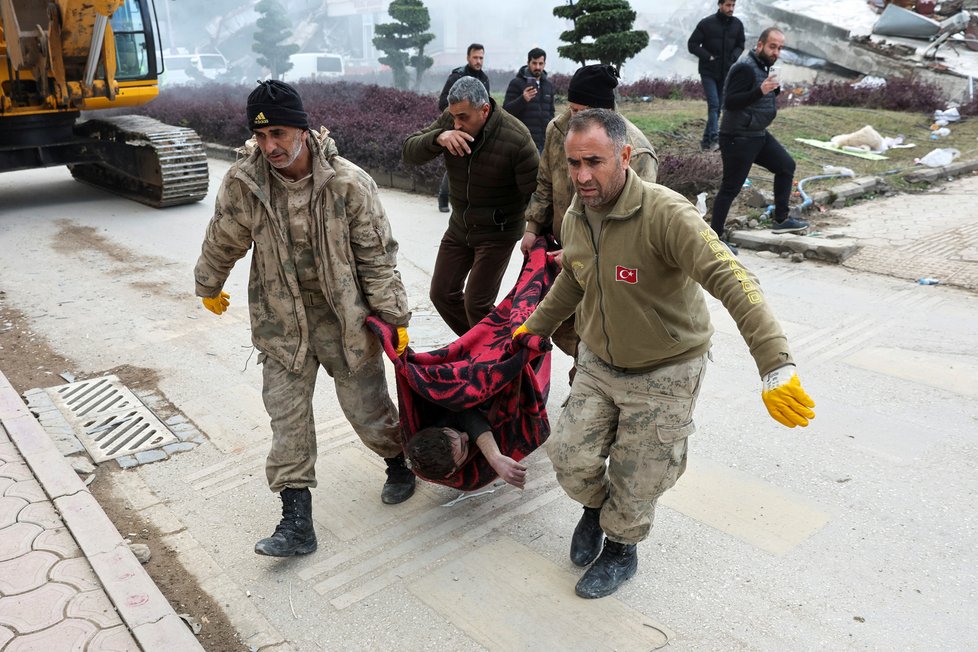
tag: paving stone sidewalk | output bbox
[730,173,978,292]
[0,371,202,651]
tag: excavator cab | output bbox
[0,0,208,207]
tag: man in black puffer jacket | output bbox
[687,0,745,151]
[711,27,809,241]
[503,48,555,152]
[403,76,538,337]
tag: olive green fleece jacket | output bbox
[524,108,658,242]
[523,170,793,376]
[401,99,539,245]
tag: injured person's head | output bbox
[406,426,473,479]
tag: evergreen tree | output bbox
[373,0,435,90]
[553,0,649,71]
[252,0,300,80]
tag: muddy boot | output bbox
[382,453,416,504]
[574,540,637,599]
[254,488,317,557]
[570,506,604,567]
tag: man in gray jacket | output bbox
[403,76,538,336]
[195,81,415,558]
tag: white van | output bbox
[281,52,345,82]
[160,49,229,86]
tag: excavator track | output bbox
[69,115,210,208]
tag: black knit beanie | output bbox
[246,80,309,131]
[567,64,619,109]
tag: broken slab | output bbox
[903,158,978,184]
[730,230,862,263]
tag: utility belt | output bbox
[299,288,329,307]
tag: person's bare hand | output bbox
[436,130,474,156]
[520,231,537,255]
[549,249,564,267]
[760,74,780,95]
[522,85,538,102]
[491,455,527,489]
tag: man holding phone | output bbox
[710,27,808,241]
[504,48,556,152]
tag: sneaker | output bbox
[771,217,809,234]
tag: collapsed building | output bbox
[747,0,978,102]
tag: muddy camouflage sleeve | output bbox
[194,175,253,298]
[345,172,411,327]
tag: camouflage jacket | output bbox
[524,109,659,243]
[194,129,410,374]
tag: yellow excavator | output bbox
[1,0,208,207]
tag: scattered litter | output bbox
[852,75,886,89]
[178,613,202,635]
[59,372,76,383]
[917,277,940,285]
[929,127,951,140]
[442,486,498,507]
[915,148,960,167]
[695,192,708,216]
[822,165,855,177]
[934,107,961,123]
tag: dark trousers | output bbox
[430,229,517,336]
[700,75,722,147]
[438,172,449,207]
[711,132,796,236]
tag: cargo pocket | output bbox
[655,419,695,445]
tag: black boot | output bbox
[575,540,638,599]
[382,454,416,504]
[570,506,604,567]
[254,488,317,557]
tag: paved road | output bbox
[1,161,976,650]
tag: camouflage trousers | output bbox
[261,301,402,493]
[547,344,707,544]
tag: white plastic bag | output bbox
[695,192,708,217]
[934,107,961,122]
[916,148,960,168]
[822,165,855,177]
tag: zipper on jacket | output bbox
[461,124,489,247]
[589,217,615,366]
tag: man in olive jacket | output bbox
[520,63,658,378]
[403,75,539,336]
[514,110,815,600]
[195,81,416,559]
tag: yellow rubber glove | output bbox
[202,291,230,315]
[512,323,532,339]
[395,327,409,356]
[761,364,815,428]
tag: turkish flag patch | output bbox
[616,265,638,284]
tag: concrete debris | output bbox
[70,456,96,475]
[128,542,151,563]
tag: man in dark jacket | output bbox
[687,0,745,151]
[436,44,490,212]
[403,76,539,336]
[711,27,809,240]
[503,47,555,152]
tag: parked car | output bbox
[160,48,228,86]
[280,52,345,82]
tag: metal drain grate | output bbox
[44,375,178,463]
